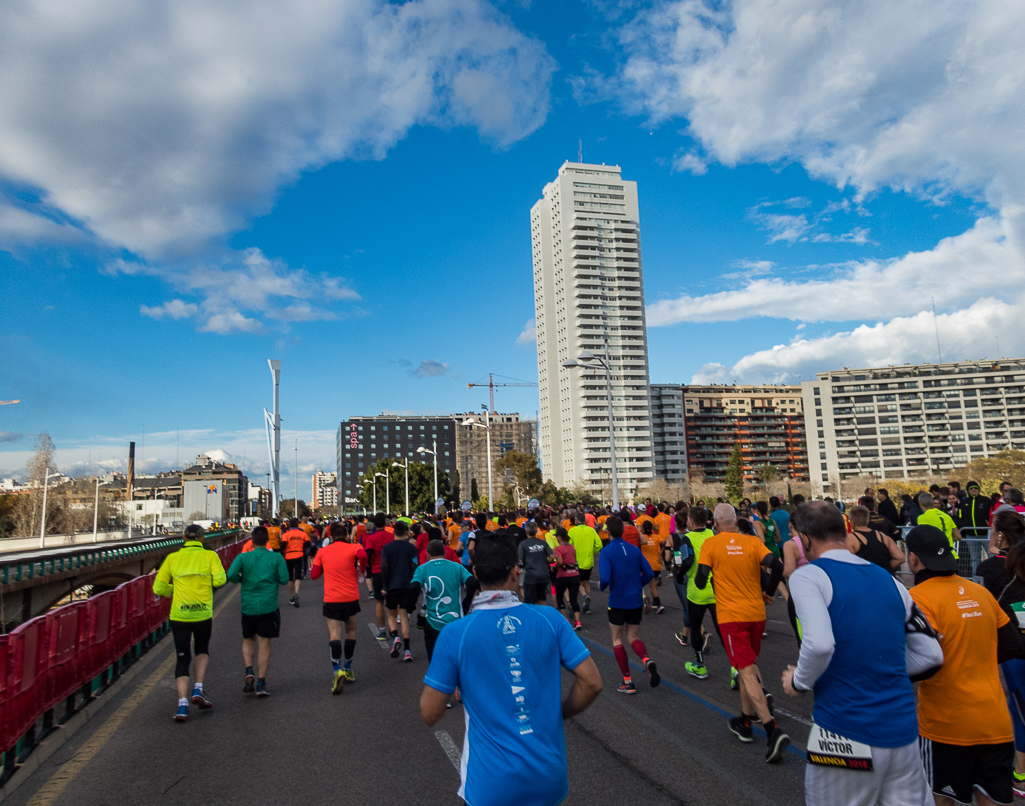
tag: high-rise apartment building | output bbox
[530,161,653,498]
[311,470,337,509]
[802,358,1025,491]
[650,385,687,482]
[683,386,808,483]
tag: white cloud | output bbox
[411,359,451,378]
[140,299,199,321]
[516,318,537,344]
[0,0,554,260]
[612,0,1025,208]
[692,295,1022,384]
[647,212,1022,326]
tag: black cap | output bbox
[905,525,958,572]
[184,524,205,540]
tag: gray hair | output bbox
[524,521,538,537]
[918,492,934,509]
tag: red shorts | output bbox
[719,621,764,670]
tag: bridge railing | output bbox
[0,536,247,787]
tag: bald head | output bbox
[713,503,738,531]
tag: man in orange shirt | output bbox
[695,504,785,753]
[908,524,1025,805]
[281,518,310,607]
[266,520,282,552]
[311,522,367,693]
[447,514,463,551]
[654,504,673,546]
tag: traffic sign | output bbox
[461,500,472,512]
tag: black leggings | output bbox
[171,619,212,678]
[686,602,722,643]
[424,622,440,662]
[555,577,581,614]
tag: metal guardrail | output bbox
[0,530,241,586]
[894,526,991,582]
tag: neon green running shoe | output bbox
[685,662,708,680]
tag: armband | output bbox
[905,602,941,639]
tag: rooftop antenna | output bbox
[931,298,943,363]
[578,139,583,163]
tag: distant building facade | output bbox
[453,412,536,500]
[181,454,247,520]
[803,358,1025,492]
[311,471,337,509]
[649,385,687,482]
[683,386,808,484]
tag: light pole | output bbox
[39,468,59,548]
[416,440,438,505]
[294,439,298,519]
[375,472,388,514]
[92,476,100,542]
[563,341,620,511]
[392,459,409,514]
[462,406,492,510]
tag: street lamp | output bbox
[375,471,389,514]
[563,341,620,511]
[392,459,409,514]
[416,441,438,506]
[39,468,59,548]
[462,405,492,510]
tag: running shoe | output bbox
[332,669,345,695]
[255,681,270,697]
[573,621,582,631]
[765,727,790,763]
[288,595,295,606]
[617,680,637,695]
[293,593,300,608]
[390,636,402,658]
[729,667,739,690]
[582,595,591,615]
[643,598,652,615]
[675,629,689,647]
[728,716,753,743]
[376,629,388,642]
[342,668,356,683]
[191,688,213,709]
[243,673,255,694]
[416,612,427,630]
[644,659,661,688]
[655,604,666,614]
[403,650,413,662]
[684,662,708,680]
[1014,779,1025,799]
[446,700,453,709]
[173,703,189,722]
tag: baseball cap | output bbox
[184,524,205,540]
[905,525,958,572]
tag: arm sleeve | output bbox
[423,624,461,694]
[310,553,323,581]
[226,555,243,584]
[153,556,174,598]
[593,532,603,553]
[789,565,836,691]
[211,553,227,588]
[895,581,944,679]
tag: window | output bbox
[444,451,450,456]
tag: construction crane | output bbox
[0,400,19,406]
[467,375,537,414]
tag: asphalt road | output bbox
[7,573,812,806]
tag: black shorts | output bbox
[286,558,303,581]
[522,581,548,605]
[323,600,361,622]
[385,588,417,612]
[578,567,592,582]
[920,737,1014,806]
[241,609,281,639]
[372,573,384,601]
[607,606,643,626]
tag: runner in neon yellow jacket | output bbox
[154,538,228,621]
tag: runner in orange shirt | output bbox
[266,520,282,552]
[281,518,310,607]
[638,520,666,613]
[695,504,785,755]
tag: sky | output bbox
[1,0,1023,496]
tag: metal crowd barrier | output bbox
[0,537,246,787]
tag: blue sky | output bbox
[1,0,1022,493]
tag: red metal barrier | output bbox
[83,591,117,684]
[44,602,87,712]
[110,585,131,664]
[126,577,151,647]
[6,617,49,753]
[0,635,9,752]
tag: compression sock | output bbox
[403,637,410,651]
[329,640,342,671]
[391,630,398,639]
[741,713,753,728]
[630,639,649,661]
[613,644,630,677]
[694,648,704,665]
[763,719,778,735]
[344,639,356,662]
[653,597,662,607]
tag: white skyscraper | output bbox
[531,161,653,499]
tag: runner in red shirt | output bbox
[281,518,310,607]
[363,513,394,642]
[311,522,367,693]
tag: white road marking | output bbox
[367,622,390,649]
[774,706,812,726]
[434,730,462,773]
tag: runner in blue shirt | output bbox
[420,533,603,806]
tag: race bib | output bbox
[806,724,873,771]
[1012,602,1025,630]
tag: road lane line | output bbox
[25,587,239,806]
[434,730,462,773]
[367,622,390,648]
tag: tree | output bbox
[354,458,450,514]
[756,464,779,487]
[13,432,57,537]
[953,450,1025,493]
[279,499,311,519]
[451,469,461,507]
[494,450,543,499]
[724,442,744,504]
[470,478,480,504]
